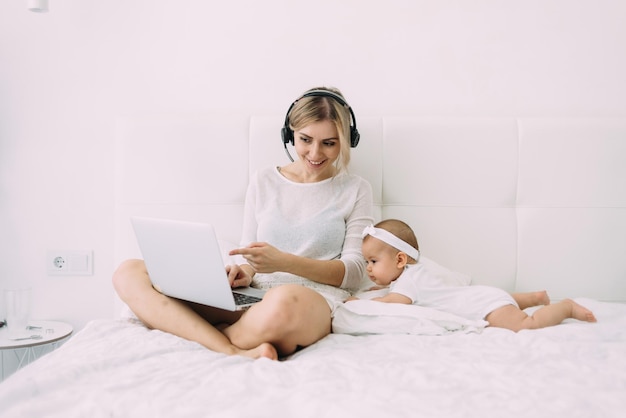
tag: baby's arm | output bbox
[371,292,412,304]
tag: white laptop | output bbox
[130,216,265,311]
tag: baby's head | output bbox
[361,219,420,286]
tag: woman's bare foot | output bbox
[240,342,278,360]
[218,329,278,360]
[563,299,597,323]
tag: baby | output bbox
[348,219,596,331]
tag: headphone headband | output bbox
[281,89,360,161]
[298,89,349,107]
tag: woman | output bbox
[112,87,374,360]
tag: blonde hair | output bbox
[287,87,352,173]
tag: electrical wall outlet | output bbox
[47,250,93,276]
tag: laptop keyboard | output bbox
[233,292,263,306]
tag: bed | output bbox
[1,115,625,417]
[1,298,625,417]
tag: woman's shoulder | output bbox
[339,171,366,181]
[337,171,372,189]
[254,166,279,177]
[250,166,281,183]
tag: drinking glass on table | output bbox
[4,288,32,339]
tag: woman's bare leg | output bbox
[486,299,596,332]
[222,284,332,357]
[511,291,550,310]
[112,259,277,360]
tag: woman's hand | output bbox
[225,264,253,288]
[229,242,286,274]
[229,242,345,287]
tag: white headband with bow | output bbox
[362,225,420,261]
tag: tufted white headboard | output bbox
[115,115,626,303]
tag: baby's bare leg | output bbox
[486,299,596,332]
[511,291,550,310]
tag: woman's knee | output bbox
[258,285,331,339]
[253,286,301,331]
[112,259,146,297]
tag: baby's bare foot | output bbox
[536,290,550,306]
[564,299,597,323]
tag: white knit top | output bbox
[240,166,374,301]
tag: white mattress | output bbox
[1,298,625,418]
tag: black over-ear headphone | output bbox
[281,89,360,161]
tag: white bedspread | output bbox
[1,298,625,418]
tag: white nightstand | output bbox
[0,320,73,381]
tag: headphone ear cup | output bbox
[350,127,360,148]
[281,126,294,145]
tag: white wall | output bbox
[1,0,625,331]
